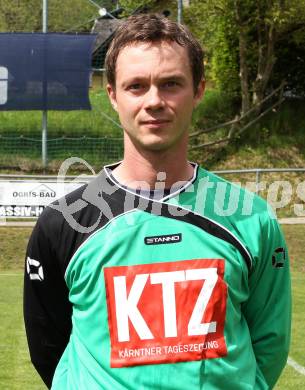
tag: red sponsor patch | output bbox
[104,259,227,368]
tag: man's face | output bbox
[107,41,204,152]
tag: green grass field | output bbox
[0,225,304,389]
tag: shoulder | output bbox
[36,181,88,233]
[37,171,115,231]
[31,172,120,269]
[195,167,284,264]
[196,166,271,218]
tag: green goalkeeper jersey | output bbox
[24,163,291,389]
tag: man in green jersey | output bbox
[24,13,291,390]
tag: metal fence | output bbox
[213,168,305,193]
[1,168,304,220]
[0,135,124,168]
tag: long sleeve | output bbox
[23,218,72,389]
[242,215,291,388]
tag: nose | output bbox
[143,86,164,111]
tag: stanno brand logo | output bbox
[144,233,182,245]
[0,66,8,105]
[104,259,227,368]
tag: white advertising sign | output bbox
[0,180,84,218]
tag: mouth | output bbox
[140,119,171,128]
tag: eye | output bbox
[162,80,179,88]
[127,83,143,91]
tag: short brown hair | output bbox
[105,13,204,93]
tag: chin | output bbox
[137,136,174,152]
[141,141,181,154]
[125,131,184,153]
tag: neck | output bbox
[111,136,194,189]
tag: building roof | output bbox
[91,17,123,69]
[92,18,123,54]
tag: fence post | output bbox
[177,0,183,24]
[42,0,48,170]
[255,169,261,194]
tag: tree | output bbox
[185,0,305,115]
[119,0,177,17]
[0,0,41,32]
[0,0,98,32]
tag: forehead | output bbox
[115,41,192,82]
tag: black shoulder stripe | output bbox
[138,201,253,271]
[104,178,253,271]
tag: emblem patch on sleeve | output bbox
[104,259,227,368]
[26,256,44,281]
[272,247,286,268]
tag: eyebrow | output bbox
[121,74,187,88]
[159,75,186,83]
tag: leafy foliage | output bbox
[119,0,177,16]
[0,0,41,32]
[185,1,238,98]
[272,26,305,97]
[0,0,97,32]
[185,0,305,113]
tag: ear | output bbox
[106,83,118,112]
[194,79,205,108]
